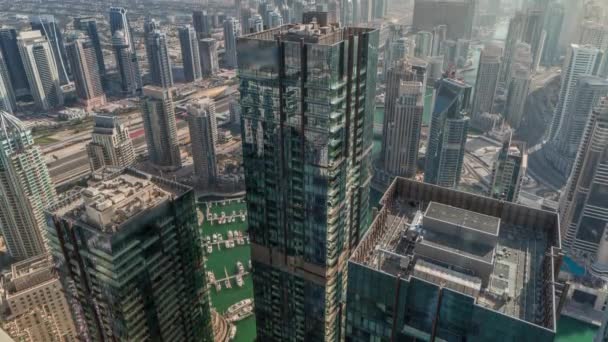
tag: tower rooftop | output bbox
[47,168,191,233]
[351,178,561,331]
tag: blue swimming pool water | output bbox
[562,256,586,277]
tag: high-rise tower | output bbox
[199,38,219,76]
[65,33,106,111]
[87,114,136,171]
[146,30,174,88]
[17,31,64,111]
[548,76,608,177]
[179,25,202,82]
[0,54,15,113]
[472,43,502,118]
[223,17,241,69]
[500,12,527,84]
[0,111,56,260]
[549,44,603,141]
[187,98,218,187]
[193,10,212,39]
[504,43,533,129]
[74,17,106,86]
[109,7,141,96]
[424,78,471,188]
[237,23,379,341]
[46,168,214,342]
[31,15,70,85]
[490,135,528,202]
[541,3,565,66]
[0,28,29,97]
[559,98,608,280]
[141,86,181,170]
[382,60,425,178]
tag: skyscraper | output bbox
[347,177,562,341]
[0,54,15,113]
[74,17,106,86]
[541,3,564,66]
[549,44,603,141]
[30,15,70,85]
[431,24,447,56]
[46,167,214,342]
[109,7,141,96]
[223,17,241,69]
[141,86,181,170]
[490,136,527,202]
[147,30,174,88]
[578,20,608,77]
[0,255,78,341]
[559,98,608,279]
[18,31,64,111]
[472,43,502,118]
[414,30,433,58]
[86,114,136,171]
[0,28,29,97]
[187,98,218,187]
[504,43,533,129]
[500,11,526,85]
[424,78,471,188]
[412,0,476,40]
[200,38,219,76]
[548,76,608,176]
[65,33,106,111]
[193,10,212,39]
[237,23,379,341]
[0,111,56,260]
[522,7,546,70]
[383,78,424,178]
[179,25,202,82]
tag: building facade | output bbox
[65,33,106,111]
[0,111,56,260]
[472,43,502,118]
[382,60,425,178]
[147,30,174,89]
[45,168,214,342]
[193,10,212,39]
[0,255,78,341]
[17,31,64,111]
[424,78,471,188]
[0,28,29,97]
[559,98,608,279]
[30,15,70,85]
[499,11,526,86]
[109,7,141,96]
[141,86,181,170]
[223,17,241,69]
[237,23,379,341]
[74,17,106,86]
[490,136,527,202]
[187,98,218,187]
[346,178,562,341]
[86,115,136,171]
[0,54,15,114]
[179,25,202,83]
[548,76,608,177]
[505,43,533,129]
[549,44,603,140]
[200,38,219,76]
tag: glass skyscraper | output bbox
[237,22,378,341]
[0,111,56,260]
[424,77,471,188]
[46,167,213,341]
